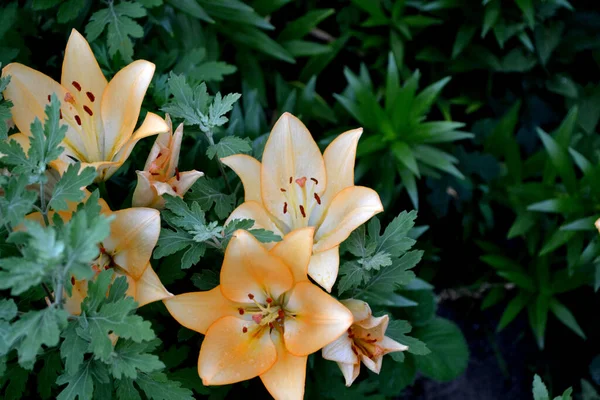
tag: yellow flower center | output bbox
[348,327,384,360]
[280,175,322,230]
[238,293,293,335]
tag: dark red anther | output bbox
[72,81,82,91]
[171,186,178,193]
[157,152,162,158]
[295,177,307,188]
[86,91,95,102]
[74,115,82,125]
[366,339,378,343]
[266,297,273,304]
[283,202,288,214]
[278,309,285,319]
[238,308,245,315]
[175,167,180,181]
[71,277,75,285]
[248,293,254,300]
[299,205,306,218]
[314,193,321,205]
[366,333,371,337]
[64,92,75,104]
[311,177,319,185]
[269,322,274,329]
[280,188,286,192]
[47,95,51,102]
[59,110,63,119]
[242,326,248,333]
[289,176,292,184]
[151,172,160,176]
[83,105,93,116]
[348,333,355,339]
[99,246,106,254]
[104,265,109,270]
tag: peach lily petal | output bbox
[260,331,307,400]
[221,154,262,202]
[269,227,314,283]
[307,246,340,293]
[163,288,241,335]
[198,316,277,385]
[284,281,353,356]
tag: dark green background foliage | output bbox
[1,0,600,398]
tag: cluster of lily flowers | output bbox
[2,30,409,399]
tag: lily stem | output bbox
[206,133,232,193]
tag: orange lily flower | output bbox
[132,114,204,209]
[164,228,353,400]
[322,299,408,386]
[2,29,168,181]
[222,113,383,292]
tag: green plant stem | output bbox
[98,180,113,209]
[39,181,50,226]
[42,283,55,303]
[206,133,233,193]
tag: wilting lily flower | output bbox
[2,29,168,181]
[132,114,203,209]
[322,299,408,386]
[222,112,383,292]
[164,228,353,400]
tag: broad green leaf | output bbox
[136,371,194,400]
[110,340,165,379]
[452,25,476,58]
[386,319,430,357]
[206,136,251,160]
[413,318,469,381]
[515,0,535,29]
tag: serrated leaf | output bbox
[186,178,235,219]
[85,1,147,62]
[206,136,251,160]
[386,319,430,357]
[10,307,69,366]
[337,261,370,295]
[533,374,550,400]
[56,359,97,400]
[110,340,164,379]
[48,164,96,211]
[358,251,392,271]
[0,298,17,321]
[136,371,194,400]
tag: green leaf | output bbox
[528,197,581,214]
[0,298,17,321]
[225,25,294,63]
[163,196,206,231]
[48,164,96,211]
[167,0,214,23]
[374,211,418,257]
[278,9,334,41]
[515,0,535,29]
[386,319,431,357]
[497,291,531,331]
[413,318,469,381]
[10,307,69,366]
[161,73,210,126]
[482,0,500,37]
[452,25,476,59]
[85,1,147,62]
[136,371,194,400]
[37,352,62,399]
[338,261,370,295]
[206,136,251,160]
[533,374,550,400]
[359,250,422,295]
[154,229,197,259]
[56,359,100,400]
[110,340,165,379]
[0,175,37,227]
[392,142,419,176]
[411,77,451,119]
[537,128,577,192]
[60,324,88,375]
[357,251,392,271]
[549,298,586,339]
[560,217,597,231]
[530,294,550,349]
[187,178,235,220]
[57,0,86,23]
